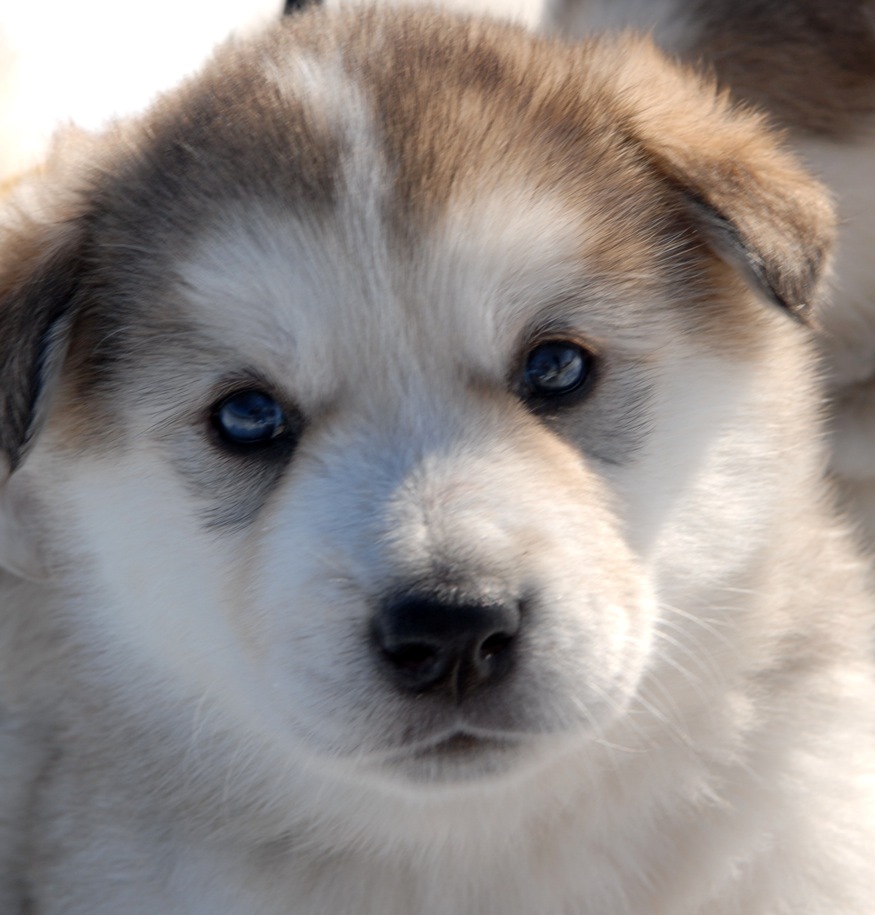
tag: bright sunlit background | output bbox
[0,0,282,177]
[0,0,545,180]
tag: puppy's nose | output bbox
[373,591,520,698]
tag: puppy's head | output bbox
[0,8,833,802]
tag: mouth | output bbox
[409,732,507,758]
[379,730,528,783]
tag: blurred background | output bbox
[0,0,289,178]
[0,0,544,180]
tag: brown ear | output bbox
[605,37,835,322]
[0,198,87,471]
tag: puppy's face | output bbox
[0,8,832,791]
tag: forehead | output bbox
[80,7,727,404]
[96,10,676,235]
[179,189,585,370]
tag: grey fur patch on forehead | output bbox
[86,5,623,254]
[83,21,347,276]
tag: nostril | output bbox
[479,632,513,660]
[385,641,441,675]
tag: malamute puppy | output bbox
[1,6,874,913]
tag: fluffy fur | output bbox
[0,6,873,913]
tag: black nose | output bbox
[373,590,520,698]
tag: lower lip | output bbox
[415,733,495,757]
[400,732,523,772]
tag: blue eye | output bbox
[524,341,592,397]
[212,390,287,447]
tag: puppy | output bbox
[1,6,873,913]
[543,0,875,547]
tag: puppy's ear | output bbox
[0,218,84,472]
[0,175,89,473]
[0,159,91,581]
[611,38,835,321]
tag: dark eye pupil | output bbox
[524,341,589,396]
[213,390,286,445]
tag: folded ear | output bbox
[0,169,89,473]
[0,221,84,472]
[0,159,91,580]
[607,38,835,322]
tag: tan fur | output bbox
[543,0,875,546]
[0,7,873,914]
